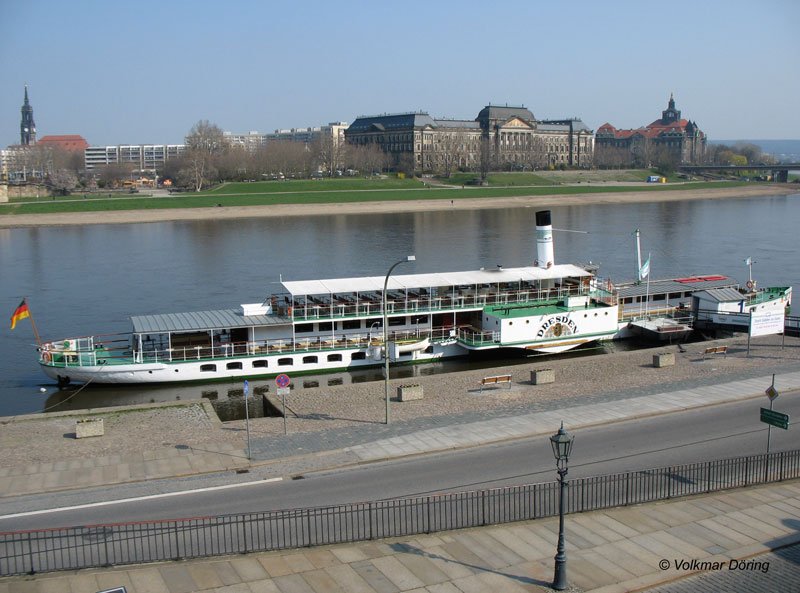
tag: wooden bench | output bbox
[479,374,512,393]
[703,345,728,359]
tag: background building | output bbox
[594,94,706,168]
[20,86,36,146]
[84,144,186,171]
[223,122,348,151]
[37,135,89,152]
[345,105,593,174]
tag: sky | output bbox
[1,0,798,147]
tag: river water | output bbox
[2,192,798,416]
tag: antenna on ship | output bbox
[744,257,756,290]
[635,229,643,283]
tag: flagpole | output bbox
[645,253,651,318]
[24,297,42,346]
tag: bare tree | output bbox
[183,120,225,191]
[47,169,79,195]
[479,135,492,180]
[97,162,135,188]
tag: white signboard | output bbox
[749,309,785,338]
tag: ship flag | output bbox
[639,255,651,280]
[10,299,30,330]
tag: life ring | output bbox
[287,306,293,316]
[746,280,754,290]
[42,351,51,363]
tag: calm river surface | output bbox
[1,192,798,416]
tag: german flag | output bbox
[10,299,30,330]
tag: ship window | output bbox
[653,294,666,301]
[295,323,314,333]
[367,317,382,327]
[425,345,433,354]
[669,292,682,299]
[412,315,427,324]
[327,353,343,362]
[226,362,243,370]
[351,352,367,360]
[389,317,405,326]
[303,355,318,364]
[200,364,217,372]
[318,322,333,332]
[278,358,293,366]
[252,360,268,368]
[342,320,361,330]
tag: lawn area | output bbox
[205,176,422,194]
[439,169,660,186]
[1,177,753,216]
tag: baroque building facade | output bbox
[594,95,706,167]
[345,105,593,174]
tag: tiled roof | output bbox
[347,113,436,133]
[36,135,89,151]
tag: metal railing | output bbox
[288,285,600,323]
[2,449,798,576]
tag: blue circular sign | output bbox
[276,374,290,388]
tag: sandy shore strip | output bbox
[0,185,793,229]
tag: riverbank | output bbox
[0,184,792,228]
[2,334,797,471]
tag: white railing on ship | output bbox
[288,285,604,321]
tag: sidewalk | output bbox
[2,369,799,497]
[4,480,799,592]
[2,370,800,592]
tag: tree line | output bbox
[3,121,784,195]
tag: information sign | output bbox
[243,379,249,396]
[750,309,785,338]
[760,407,789,430]
[276,387,290,397]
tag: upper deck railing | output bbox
[282,284,615,323]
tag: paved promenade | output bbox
[3,480,799,593]
[2,366,800,591]
[2,368,799,497]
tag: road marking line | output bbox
[0,477,283,520]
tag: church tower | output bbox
[661,93,681,125]
[20,85,36,145]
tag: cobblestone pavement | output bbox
[246,352,800,462]
[645,542,800,593]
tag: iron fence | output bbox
[2,448,798,576]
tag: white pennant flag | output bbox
[639,255,651,280]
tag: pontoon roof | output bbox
[279,264,591,296]
[131,309,287,334]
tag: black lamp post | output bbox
[383,255,415,424]
[550,422,574,591]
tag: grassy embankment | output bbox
[0,173,753,216]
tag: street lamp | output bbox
[383,255,416,424]
[550,422,575,591]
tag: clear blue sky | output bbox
[2,0,798,147]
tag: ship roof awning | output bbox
[691,287,746,303]
[279,264,591,296]
[617,276,736,299]
[131,309,286,333]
